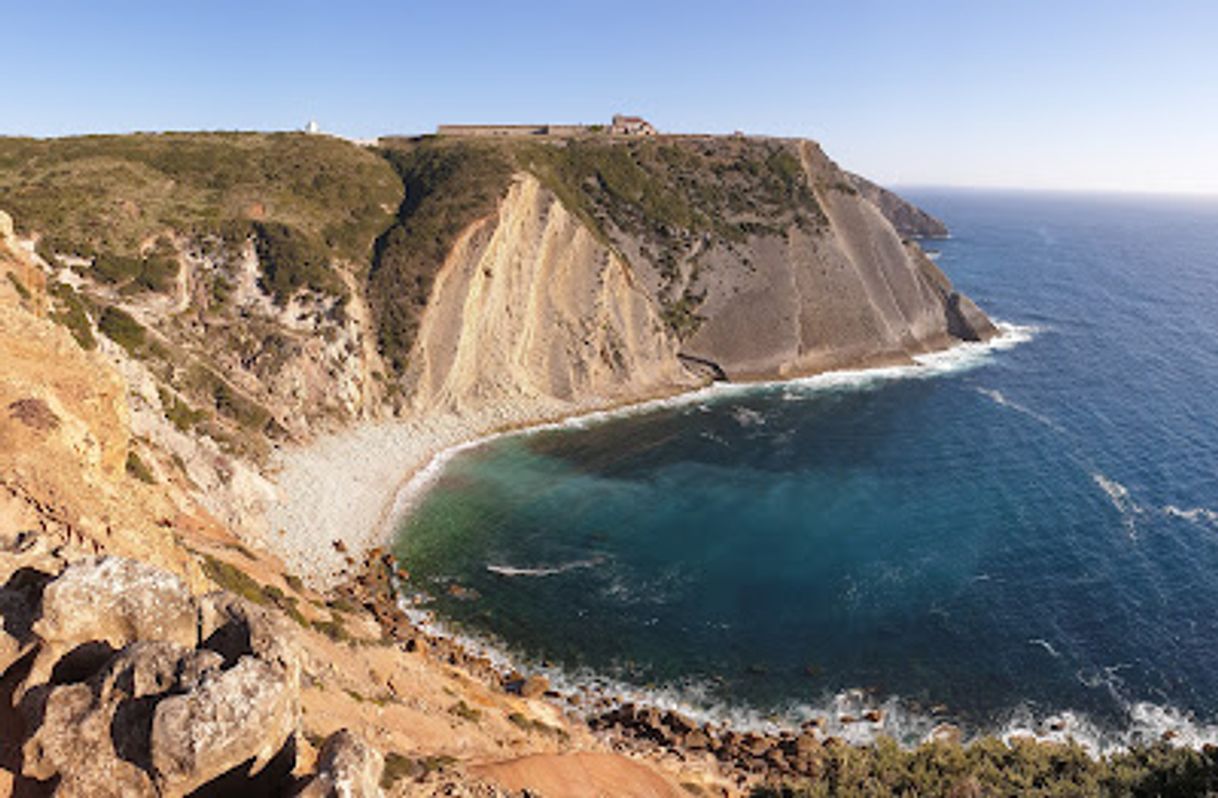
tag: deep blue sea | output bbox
[393,190,1218,749]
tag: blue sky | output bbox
[4,1,1217,193]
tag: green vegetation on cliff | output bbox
[370,135,830,371]
[0,132,401,302]
[370,140,515,374]
[753,737,1218,798]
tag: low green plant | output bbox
[311,617,350,643]
[48,282,96,349]
[125,451,156,483]
[448,700,481,723]
[750,737,1218,798]
[199,554,272,606]
[252,221,345,305]
[158,386,207,432]
[97,305,146,352]
[6,271,31,300]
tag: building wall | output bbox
[436,125,549,137]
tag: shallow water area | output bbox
[394,190,1218,750]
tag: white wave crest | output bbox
[1029,638,1061,658]
[1164,504,1218,527]
[1092,473,1144,537]
[391,583,1218,756]
[486,557,605,577]
[975,386,1065,432]
[387,321,1038,529]
[731,406,766,427]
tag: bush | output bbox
[0,132,401,269]
[158,386,207,432]
[6,271,31,300]
[200,554,273,606]
[97,305,146,352]
[252,221,345,305]
[48,282,96,350]
[125,451,156,483]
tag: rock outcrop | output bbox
[847,171,950,238]
[407,174,695,413]
[296,729,385,798]
[1,545,303,797]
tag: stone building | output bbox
[435,115,658,138]
[610,114,656,136]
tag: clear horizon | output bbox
[4,1,1217,195]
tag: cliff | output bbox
[4,131,1214,797]
[847,171,950,238]
[0,131,994,576]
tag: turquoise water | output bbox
[394,191,1218,746]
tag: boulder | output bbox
[0,566,51,675]
[520,674,549,699]
[150,657,297,795]
[27,557,196,687]
[296,729,385,798]
[15,562,302,798]
[198,591,300,678]
[150,593,301,796]
[21,641,211,797]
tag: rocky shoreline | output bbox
[340,549,954,788]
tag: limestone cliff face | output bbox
[847,171,950,239]
[406,174,694,413]
[675,142,991,378]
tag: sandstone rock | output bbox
[296,728,385,798]
[929,723,962,746]
[520,674,549,699]
[794,732,821,756]
[662,710,696,735]
[198,591,300,680]
[0,564,51,675]
[0,529,64,586]
[8,398,61,432]
[27,557,196,687]
[140,592,301,795]
[151,656,297,796]
[0,209,13,243]
[20,641,209,797]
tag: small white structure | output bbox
[304,120,320,135]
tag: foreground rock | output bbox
[1,547,303,796]
[296,729,385,798]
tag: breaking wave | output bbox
[486,557,605,577]
[394,576,1218,756]
[1164,504,1218,527]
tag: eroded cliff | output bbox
[0,131,995,576]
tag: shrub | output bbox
[48,282,96,350]
[252,221,345,305]
[97,305,146,352]
[158,386,207,432]
[125,451,156,483]
[448,700,481,723]
[200,554,272,605]
[369,141,514,374]
[6,271,31,300]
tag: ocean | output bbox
[392,190,1218,751]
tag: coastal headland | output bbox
[6,125,1203,796]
